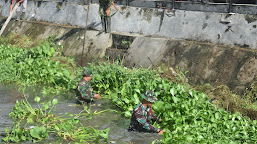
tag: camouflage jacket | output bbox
[129,102,159,133]
[76,78,95,102]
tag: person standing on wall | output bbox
[99,0,118,33]
[10,0,27,21]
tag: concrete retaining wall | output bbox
[0,0,256,49]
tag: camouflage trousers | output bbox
[76,97,94,105]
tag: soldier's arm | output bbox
[135,110,158,133]
[10,0,14,14]
[111,0,118,11]
[78,85,95,100]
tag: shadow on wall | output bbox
[0,18,7,29]
[55,28,83,42]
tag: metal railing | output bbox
[122,0,257,14]
[23,0,257,14]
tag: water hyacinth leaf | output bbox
[170,88,177,96]
[186,136,193,141]
[128,106,133,111]
[4,128,10,134]
[154,101,164,109]
[21,136,26,141]
[99,128,110,139]
[133,93,140,104]
[198,135,204,140]
[134,89,140,94]
[172,96,179,104]
[27,117,34,123]
[34,96,40,103]
[124,98,129,104]
[43,103,49,110]
[52,99,58,105]
[30,127,40,139]
[215,112,220,119]
[15,128,22,137]
[125,111,132,117]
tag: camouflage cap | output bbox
[141,90,158,103]
[82,68,93,77]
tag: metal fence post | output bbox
[126,0,129,6]
[229,0,233,13]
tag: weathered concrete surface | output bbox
[123,37,169,67]
[61,30,112,63]
[0,16,111,64]
[112,7,257,49]
[123,36,257,94]
[0,1,102,29]
[0,1,257,49]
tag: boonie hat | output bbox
[82,68,93,77]
[141,90,158,103]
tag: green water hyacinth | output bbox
[3,95,110,143]
[88,62,257,143]
[0,43,78,93]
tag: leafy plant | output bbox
[88,62,257,143]
[2,94,110,143]
[0,40,79,94]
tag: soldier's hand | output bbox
[94,94,101,99]
[158,118,162,122]
[158,129,164,135]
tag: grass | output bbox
[153,64,257,120]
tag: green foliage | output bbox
[89,62,257,143]
[2,95,109,143]
[0,41,79,93]
[121,40,132,47]
[89,61,159,117]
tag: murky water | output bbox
[0,84,160,144]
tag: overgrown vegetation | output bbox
[89,62,257,143]
[0,35,110,143]
[1,34,257,143]
[2,90,109,143]
[0,34,80,94]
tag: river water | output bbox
[0,84,160,144]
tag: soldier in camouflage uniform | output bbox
[99,0,118,32]
[76,68,101,104]
[128,90,164,134]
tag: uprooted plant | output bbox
[2,92,110,143]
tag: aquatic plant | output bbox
[89,61,158,117]
[89,62,257,143]
[2,94,109,143]
[0,41,79,93]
